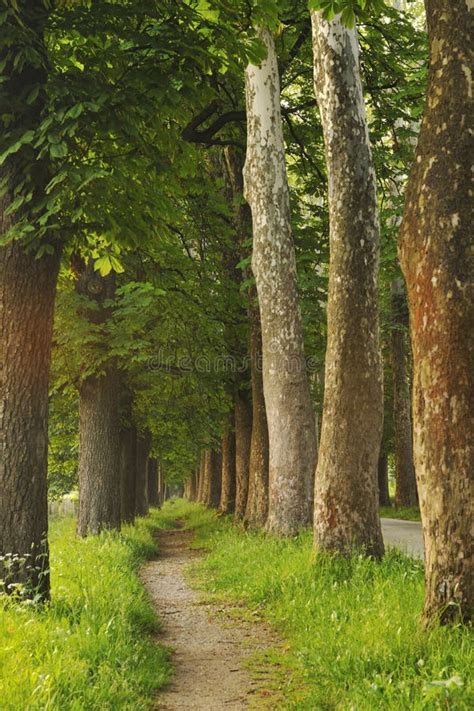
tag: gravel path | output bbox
[142,526,280,710]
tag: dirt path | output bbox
[141,525,280,710]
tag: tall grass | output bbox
[167,500,473,710]
[0,512,169,710]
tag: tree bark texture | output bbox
[234,392,252,518]
[202,449,222,508]
[119,424,137,524]
[311,13,384,558]
[147,458,159,507]
[135,431,151,517]
[378,452,391,508]
[0,3,57,600]
[245,297,269,527]
[391,279,418,507]
[219,417,237,513]
[398,0,473,624]
[244,28,317,535]
[0,242,61,599]
[197,450,207,503]
[75,264,120,536]
[77,369,121,536]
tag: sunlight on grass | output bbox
[0,511,169,710]
[165,499,473,710]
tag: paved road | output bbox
[381,518,424,559]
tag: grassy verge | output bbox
[0,511,170,710]
[163,499,472,710]
[380,506,421,521]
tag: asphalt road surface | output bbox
[381,518,424,559]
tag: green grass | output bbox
[163,499,473,710]
[0,511,170,710]
[380,506,421,521]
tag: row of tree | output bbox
[0,0,472,630]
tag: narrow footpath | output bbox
[142,526,281,710]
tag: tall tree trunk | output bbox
[0,3,57,600]
[135,431,151,517]
[378,451,391,508]
[398,0,473,625]
[187,468,198,501]
[244,28,317,535]
[75,263,120,536]
[210,450,222,508]
[311,12,384,557]
[119,424,137,524]
[245,298,269,527]
[219,417,237,513]
[391,279,418,507]
[0,242,61,599]
[77,369,121,536]
[147,458,159,507]
[197,450,206,503]
[234,392,252,517]
[200,450,211,504]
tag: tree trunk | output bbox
[244,28,317,535]
[77,368,121,536]
[210,450,222,508]
[147,458,159,507]
[311,12,384,558]
[135,431,151,517]
[391,279,418,507]
[234,392,252,518]
[197,450,207,503]
[0,4,57,600]
[378,452,391,508]
[187,468,198,501]
[75,263,120,536]
[245,297,269,527]
[219,418,237,513]
[0,242,61,599]
[398,0,473,625]
[119,424,137,524]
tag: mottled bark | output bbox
[234,392,252,518]
[311,13,384,557]
[399,0,473,624]
[245,298,269,527]
[135,431,151,517]
[77,369,121,536]
[147,458,159,507]
[219,417,237,514]
[0,242,61,599]
[378,452,391,508]
[244,29,317,535]
[391,279,418,507]
[119,424,137,524]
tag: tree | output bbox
[391,278,417,507]
[0,2,60,599]
[244,27,317,536]
[245,295,269,527]
[399,0,473,625]
[135,431,151,517]
[311,9,384,557]
[219,417,237,513]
